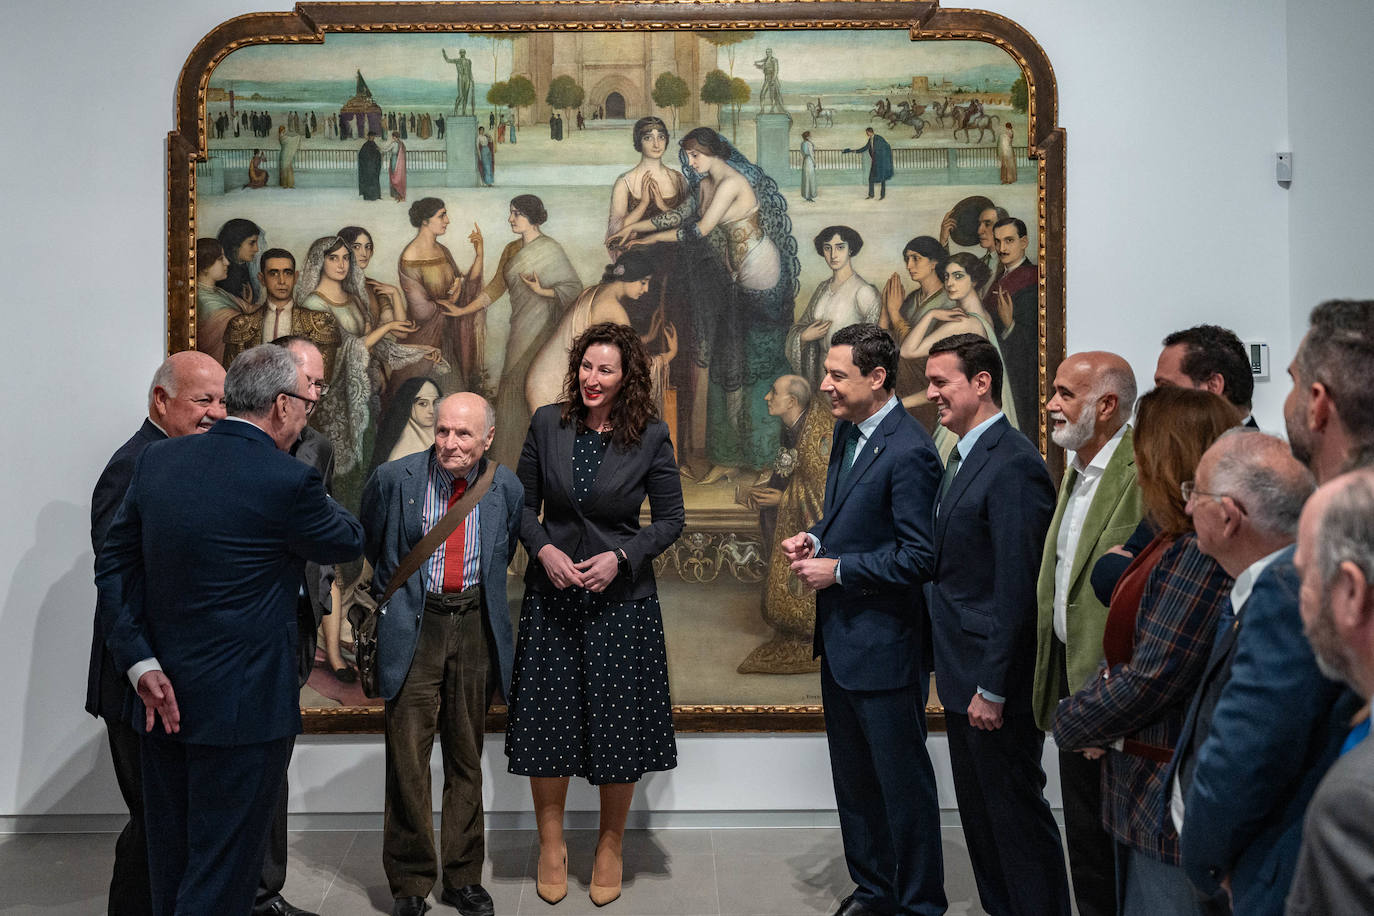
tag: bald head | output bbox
[434,393,495,477]
[1046,351,1137,462]
[148,351,227,437]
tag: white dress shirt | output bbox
[1053,423,1128,643]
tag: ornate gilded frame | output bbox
[167,0,1065,734]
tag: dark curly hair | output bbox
[560,321,658,449]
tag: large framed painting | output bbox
[166,0,1065,733]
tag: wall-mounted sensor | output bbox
[1277,152,1293,185]
[1247,341,1271,380]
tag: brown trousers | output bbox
[383,588,490,897]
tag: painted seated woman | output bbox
[296,234,429,510]
[605,117,697,466]
[786,225,881,394]
[609,126,799,484]
[194,236,249,366]
[899,250,1017,439]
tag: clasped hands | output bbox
[780,532,838,590]
[537,544,620,592]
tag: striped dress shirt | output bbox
[422,455,482,593]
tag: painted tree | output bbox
[1010,76,1028,113]
[698,31,755,76]
[486,81,510,109]
[489,35,518,119]
[545,75,585,123]
[700,69,733,132]
[506,75,537,125]
[652,72,691,129]
[727,77,751,142]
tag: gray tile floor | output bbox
[0,827,992,915]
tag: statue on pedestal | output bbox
[755,49,785,114]
[442,49,475,116]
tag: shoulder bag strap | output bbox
[377,460,495,608]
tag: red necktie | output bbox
[440,479,468,592]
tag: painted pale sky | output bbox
[210,30,1017,86]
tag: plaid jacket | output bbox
[1052,533,1233,863]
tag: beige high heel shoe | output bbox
[536,842,567,905]
[589,839,623,907]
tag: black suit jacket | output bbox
[808,401,942,692]
[927,415,1055,714]
[97,420,363,746]
[86,419,167,722]
[518,404,684,601]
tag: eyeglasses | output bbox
[309,380,330,398]
[1181,480,1247,514]
[278,390,319,415]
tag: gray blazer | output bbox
[1287,730,1374,915]
[517,404,684,601]
[360,450,523,702]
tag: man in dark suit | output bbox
[1154,324,1258,427]
[360,392,522,916]
[252,336,338,916]
[86,350,226,916]
[782,323,945,916]
[924,334,1069,916]
[97,344,364,915]
[986,217,1038,426]
[1169,430,1337,915]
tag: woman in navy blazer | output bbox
[505,320,685,907]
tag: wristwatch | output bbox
[614,547,631,577]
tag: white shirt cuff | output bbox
[977,687,1005,704]
[127,658,162,689]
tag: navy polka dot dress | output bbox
[504,426,678,785]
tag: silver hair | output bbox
[224,344,300,417]
[1315,470,1374,591]
[435,393,495,434]
[1207,429,1314,537]
[1092,364,1138,419]
[294,235,369,309]
[146,356,180,408]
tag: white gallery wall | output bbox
[0,0,1370,826]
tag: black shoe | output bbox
[331,664,357,683]
[255,896,318,916]
[441,884,494,916]
[392,896,430,916]
[832,893,882,916]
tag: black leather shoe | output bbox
[832,893,882,916]
[255,896,318,916]
[441,884,494,916]
[392,896,430,916]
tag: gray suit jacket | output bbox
[1287,731,1374,915]
[360,450,523,702]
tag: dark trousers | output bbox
[141,733,293,916]
[821,660,946,916]
[255,737,295,909]
[867,178,887,198]
[1059,656,1119,916]
[945,711,1071,916]
[383,589,490,898]
[106,718,153,916]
